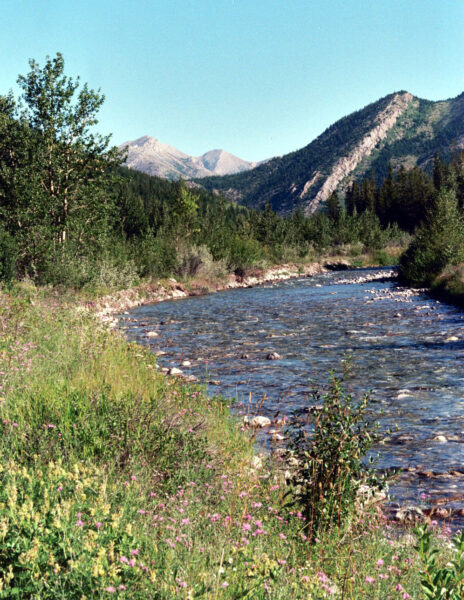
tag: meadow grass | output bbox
[0,282,456,598]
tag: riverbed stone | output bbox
[249,416,271,428]
[266,352,282,360]
[395,506,426,523]
[146,331,159,337]
[167,367,183,376]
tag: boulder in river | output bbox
[266,352,282,360]
[247,415,271,428]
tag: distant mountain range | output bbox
[198,91,464,214]
[121,91,464,215]
[119,136,263,179]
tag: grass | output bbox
[0,281,456,598]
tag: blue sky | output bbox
[2,0,464,161]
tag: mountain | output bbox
[198,91,464,214]
[119,136,261,179]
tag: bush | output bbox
[131,234,178,279]
[0,227,17,283]
[415,525,464,599]
[286,374,382,540]
[175,244,227,280]
[399,189,464,286]
[226,236,266,276]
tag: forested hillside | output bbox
[198,91,464,215]
[0,55,407,289]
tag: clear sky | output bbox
[2,0,464,161]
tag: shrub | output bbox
[286,374,382,540]
[399,189,464,286]
[226,236,266,276]
[0,227,17,283]
[175,244,227,280]
[415,525,464,599]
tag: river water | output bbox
[117,268,464,514]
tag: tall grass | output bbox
[0,283,453,598]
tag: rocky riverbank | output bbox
[90,262,327,326]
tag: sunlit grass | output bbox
[0,283,454,598]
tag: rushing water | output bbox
[118,268,464,513]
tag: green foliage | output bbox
[415,525,464,599]
[399,189,464,286]
[286,374,382,540]
[0,54,407,287]
[0,226,16,283]
[0,53,122,279]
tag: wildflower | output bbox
[105,587,116,593]
[317,572,328,583]
[181,518,191,526]
[278,533,286,540]
[130,549,139,555]
[242,523,251,532]
[222,582,229,588]
[396,584,403,591]
[96,522,102,530]
[376,559,384,567]
[365,576,375,583]
[131,475,137,481]
[57,486,63,492]
[403,594,411,600]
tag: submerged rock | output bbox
[266,352,282,360]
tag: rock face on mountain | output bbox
[199,91,464,214]
[119,136,260,180]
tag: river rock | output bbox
[431,507,451,519]
[395,506,426,523]
[146,331,159,337]
[167,367,183,376]
[182,374,199,383]
[446,336,459,342]
[248,416,271,428]
[356,484,386,508]
[181,360,192,367]
[240,353,249,359]
[266,352,282,360]
[433,435,448,442]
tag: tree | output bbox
[0,53,122,276]
[326,191,341,222]
[399,189,464,286]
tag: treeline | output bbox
[344,154,464,232]
[0,55,404,290]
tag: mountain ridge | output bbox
[198,90,464,214]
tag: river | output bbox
[117,267,464,517]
